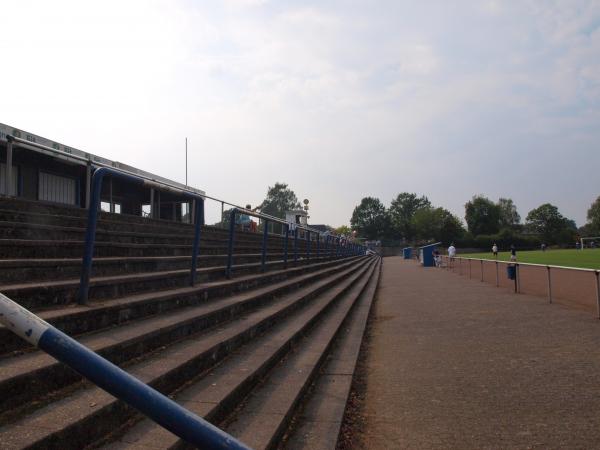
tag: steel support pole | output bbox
[306,231,310,260]
[261,219,268,272]
[283,224,289,269]
[495,261,499,287]
[190,199,204,286]
[150,188,155,219]
[294,228,298,264]
[109,177,114,213]
[226,209,237,278]
[85,163,92,209]
[480,259,484,282]
[316,234,320,259]
[469,259,471,279]
[514,264,519,293]
[595,271,600,320]
[6,140,13,196]
[547,266,552,303]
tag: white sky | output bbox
[1,0,599,226]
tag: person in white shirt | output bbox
[448,243,456,259]
[492,243,498,258]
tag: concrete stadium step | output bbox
[221,258,380,450]
[280,258,381,450]
[96,257,377,450]
[0,238,296,259]
[0,216,293,249]
[0,253,286,284]
[0,201,307,248]
[0,251,350,309]
[0,257,375,449]
[0,257,362,356]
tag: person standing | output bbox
[492,243,498,258]
[447,243,456,269]
[510,244,517,262]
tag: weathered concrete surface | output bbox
[358,256,600,449]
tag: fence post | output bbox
[190,198,204,286]
[468,259,471,279]
[261,219,268,272]
[595,271,600,320]
[226,209,237,278]
[495,261,499,287]
[480,259,484,282]
[306,231,310,261]
[283,224,289,269]
[547,266,552,303]
[514,263,519,293]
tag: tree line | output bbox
[350,193,600,248]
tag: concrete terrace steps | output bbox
[0,256,363,356]
[221,258,380,450]
[0,257,366,421]
[281,258,381,450]
[0,215,299,247]
[0,256,376,449]
[0,254,351,309]
[0,238,297,259]
[0,253,287,284]
[99,257,380,450]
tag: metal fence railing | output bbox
[439,255,600,318]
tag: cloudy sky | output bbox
[2,0,599,226]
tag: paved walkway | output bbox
[358,256,600,449]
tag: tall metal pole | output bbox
[185,137,188,186]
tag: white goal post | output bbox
[580,236,600,249]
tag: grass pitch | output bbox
[459,248,600,270]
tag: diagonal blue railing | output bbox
[0,292,251,450]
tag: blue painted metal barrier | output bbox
[78,167,205,304]
[283,224,289,269]
[0,293,250,450]
[261,219,269,272]
[294,228,299,263]
[226,208,237,278]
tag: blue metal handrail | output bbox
[223,208,366,278]
[78,167,205,304]
[0,293,250,450]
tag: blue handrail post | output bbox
[316,234,320,259]
[190,198,204,286]
[261,219,268,272]
[294,227,298,264]
[78,168,107,304]
[306,231,310,261]
[283,224,289,269]
[226,209,237,279]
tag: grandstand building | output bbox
[0,123,202,221]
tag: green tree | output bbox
[258,182,301,218]
[525,203,575,244]
[350,197,389,240]
[412,207,465,244]
[586,196,600,234]
[497,197,520,229]
[465,195,501,235]
[335,225,352,236]
[389,192,431,240]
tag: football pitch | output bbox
[459,248,600,270]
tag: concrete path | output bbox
[357,256,600,449]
